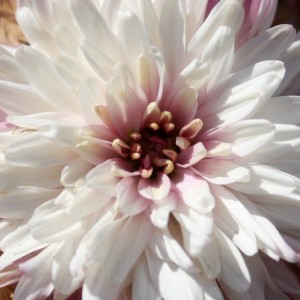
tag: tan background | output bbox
[0,0,26,45]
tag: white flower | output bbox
[0,0,300,299]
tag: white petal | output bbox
[176,142,207,167]
[202,26,234,86]
[39,121,81,147]
[147,253,202,300]
[53,55,91,87]
[197,233,221,279]
[167,85,198,127]
[262,256,300,295]
[132,255,162,300]
[53,24,81,58]
[202,62,285,127]
[71,213,124,272]
[194,159,250,184]
[0,81,55,115]
[138,172,171,201]
[0,49,27,83]
[83,261,122,300]
[255,96,300,125]
[5,133,75,167]
[177,59,209,91]
[52,241,84,295]
[7,112,83,129]
[17,0,54,32]
[138,0,160,46]
[244,124,300,163]
[0,187,59,219]
[147,250,220,300]
[276,39,300,95]
[148,228,196,271]
[172,169,215,213]
[0,160,63,189]
[16,7,58,55]
[61,157,93,186]
[104,214,152,284]
[259,204,300,237]
[14,246,56,300]
[214,227,251,293]
[188,0,243,56]
[80,39,115,80]
[207,119,275,157]
[30,197,85,243]
[174,204,214,257]
[76,139,114,165]
[220,255,285,300]
[150,191,177,229]
[0,220,45,255]
[229,164,297,195]
[79,77,106,124]
[237,191,299,262]
[135,54,160,102]
[159,0,184,77]
[86,160,119,197]
[234,25,296,70]
[69,187,112,220]
[204,141,231,158]
[71,0,119,60]
[116,10,148,64]
[106,64,147,138]
[16,47,80,113]
[116,177,149,216]
[212,185,258,256]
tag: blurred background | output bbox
[273,0,300,29]
[0,0,26,45]
[0,0,299,46]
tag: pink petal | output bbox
[116,177,149,216]
[176,142,207,168]
[106,63,147,139]
[172,169,215,213]
[138,172,171,201]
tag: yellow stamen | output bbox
[175,136,191,150]
[130,132,142,141]
[179,118,203,139]
[141,167,153,178]
[149,123,159,131]
[163,122,175,133]
[163,160,174,175]
[112,139,131,157]
[131,153,141,160]
[158,111,172,125]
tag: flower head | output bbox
[0,0,300,299]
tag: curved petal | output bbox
[138,172,171,201]
[172,169,215,213]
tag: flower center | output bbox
[111,102,203,179]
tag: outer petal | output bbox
[15,47,80,113]
[132,255,162,300]
[205,119,275,157]
[86,159,119,197]
[194,159,250,184]
[214,227,251,293]
[5,133,75,167]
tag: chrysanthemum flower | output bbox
[0,0,300,299]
